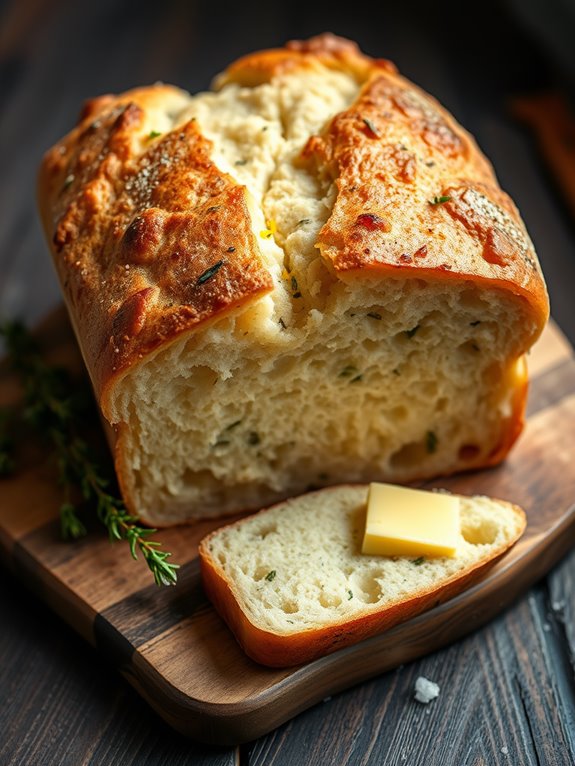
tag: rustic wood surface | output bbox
[1,311,574,748]
[1,0,575,764]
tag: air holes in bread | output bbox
[461,518,499,545]
[319,592,343,608]
[351,572,384,604]
[390,440,426,470]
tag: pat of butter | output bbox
[362,482,460,558]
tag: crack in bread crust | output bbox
[37,34,549,525]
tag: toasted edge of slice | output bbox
[198,484,526,667]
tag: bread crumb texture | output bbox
[201,485,525,634]
[39,34,548,523]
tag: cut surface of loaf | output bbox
[199,485,526,666]
[38,34,549,525]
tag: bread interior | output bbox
[106,67,537,523]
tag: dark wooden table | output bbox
[1,1,574,763]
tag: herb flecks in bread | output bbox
[38,34,549,525]
[199,485,526,666]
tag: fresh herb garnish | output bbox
[347,589,354,600]
[227,246,236,253]
[412,556,426,566]
[297,218,311,228]
[59,501,87,540]
[429,195,452,206]
[197,260,224,285]
[62,174,75,191]
[367,312,382,320]
[406,325,420,339]
[278,317,287,329]
[0,320,179,586]
[265,570,276,582]
[235,159,248,166]
[148,130,162,139]
[426,430,438,454]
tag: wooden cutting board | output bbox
[1,308,574,746]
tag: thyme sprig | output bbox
[0,320,179,586]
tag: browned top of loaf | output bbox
[39,86,274,416]
[38,33,549,416]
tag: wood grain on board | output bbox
[0,308,574,745]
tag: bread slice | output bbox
[198,485,526,667]
[38,34,548,525]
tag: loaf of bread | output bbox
[199,484,526,666]
[38,34,548,526]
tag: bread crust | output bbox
[222,33,548,333]
[38,84,274,419]
[39,37,548,412]
[37,34,549,520]
[200,548,511,667]
[198,486,527,667]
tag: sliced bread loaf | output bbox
[198,485,526,666]
[38,34,548,526]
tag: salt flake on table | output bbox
[414,676,440,703]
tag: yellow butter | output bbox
[361,482,459,558]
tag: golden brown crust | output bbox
[198,489,526,667]
[219,32,548,336]
[215,32,397,88]
[302,69,548,333]
[38,85,274,417]
[37,34,549,493]
[200,552,506,667]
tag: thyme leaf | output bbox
[197,260,224,285]
[426,430,438,454]
[0,320,179,586]
[338,365,358,378]
[291,275,302,299]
